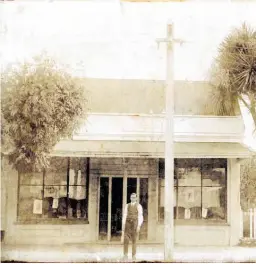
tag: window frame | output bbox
[16,157,90,225]
[158,158,227,224]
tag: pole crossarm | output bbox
[156,37,190,49]
[156,37,186,45]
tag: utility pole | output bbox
[157,21,184,261]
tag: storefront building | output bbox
[1,79,252,247]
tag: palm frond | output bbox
[210,23,256,126]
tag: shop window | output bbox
[18,157,89,223]
[158,158,227,222]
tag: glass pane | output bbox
[44,186,61,198]
[139,178,148,240]
[68,158,88,220]
[69,169,86,186]
[20,172,43,185]
[159,159,177,186]
[202,186,226,220]
[111,178,123,241]
[67,198,87,219]
[99,178,109,240]
[176,159,201,169]
[178,168,201,186]
[159,179,164,221]
[45,172,67,186]
[127,178,137,202]
[44,186,66,198]
[174,187,177,208]
[57,197,68,218]
[159,179,165,208]
[48,157,68,172]
[43,188,87,219]
[45,157,68,185]
[174,170,178,186]
[202,159,226,187]
[69,185,86,200]
[159,179,176,220]
[42,184,68,219]
[44,185,67,197]
[42,197,66,219]
[202,167,225,186]
[177,187,201,219]
[70,157,88,176]
[18,186,43,220]
[159,159,165,178]
[43,197,80,219]
[139,179,148,209]
[159,180,176,207]
[173,187,178,219]
[212,158,227,169]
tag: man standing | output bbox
[122,193,143,261]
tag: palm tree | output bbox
[210,23,256,128]
[210,24,256,211]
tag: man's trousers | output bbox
[123,219,138,257]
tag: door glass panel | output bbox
[127,178,137,202]
[111,177,123,241]
[99,176,149,241]
[99,178,109,240]
[139,178,148,240]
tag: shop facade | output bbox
[1,110,252,247]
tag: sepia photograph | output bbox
[1,0,256,262]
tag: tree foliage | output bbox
[240,157,256,210]
[210,23,256,125]
[1,56,88,171]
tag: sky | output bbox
[1,1,256,151]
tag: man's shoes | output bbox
[122,255,128,262]
[132,255,136,262]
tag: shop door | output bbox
[98,176,148,241]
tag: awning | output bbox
[52,140,252,158]
[73,114,244,143]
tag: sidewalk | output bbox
[1,243,256,263]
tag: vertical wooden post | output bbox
[97,176,101,241]
[108,176,112,241]
[239,208,243,239]
[164,22,174,261]
[250,208,253,239]
[137,178,140,203]
[253,208,256,239]
[66,157,70,219]
[122,163,128,242]
[123,176,128,211]
[86,157,90,220]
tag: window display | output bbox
[159,158,227,222]
[18,157,89,222]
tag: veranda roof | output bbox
[52,141,251,158]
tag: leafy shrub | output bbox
[1,56,88,171]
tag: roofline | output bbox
[87,112,242,118]
[82,77,209,84]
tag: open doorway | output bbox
[127,178,137,202]
[111,177,123,241]
[99,176,148,241]
[99,177,109,240]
